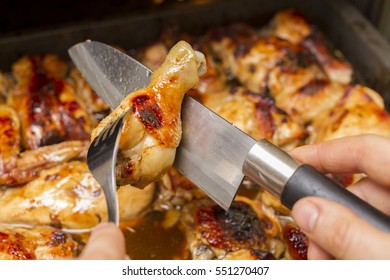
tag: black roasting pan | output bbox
[0,0,389,107]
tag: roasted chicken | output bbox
[1,9,390,260]
[201,87,306,149]
[8,55,92,150]
[0,225,80,260]
[92,41,206,188]
[310,85,390,143]
[180,196,288,260]
[272,9,353,85]
[0,161,155,229]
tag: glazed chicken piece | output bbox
[0,161,155,229]
[208,26,325,96]
[0,225,80,260]
[201,87,306,149]
[92,41,206,188]
[310,85,390,143]
[7,55,92,150]
[180,196,287,260]
[271,9,353,85]
[0,139,88,187]
[0,103,90,187]
[269,78,346,124]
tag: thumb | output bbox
[292,197,390,259]
[79,222,127,260]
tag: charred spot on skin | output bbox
[49,230,66,246]
[233,42,253,58]
[229,86,239,95]
[217,202,266,243]
[241,90,276,138]
[196,202,266,250]
[299,80,328,96]
[132,94,163,130]
[248,64,257,73]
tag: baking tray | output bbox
[1,0,390,107]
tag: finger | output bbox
[292,197,390,259]
[79,222,126,260]
[348,177,390,215]
[289,135,390,186]
[307,240,333,260]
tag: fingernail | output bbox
[292,200,319,233]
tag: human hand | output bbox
[79,222,127,260]
[289,134,390,259]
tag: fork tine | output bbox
[86,111,129,225]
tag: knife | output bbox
[69,41,390,232]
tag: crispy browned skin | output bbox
[208,25,323,94]
[202,87,306,149]
[310,85,390,143]
[92,41,206,188]
[180,197,286,260]
[272,9,353,84]
[1,106,89,187]
[8,55,91,150]
[0,225,80,260]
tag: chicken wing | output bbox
[0,140,88,186]
[92,41,206,188]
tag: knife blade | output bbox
[69,41,390,232]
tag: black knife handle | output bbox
[281,164,390,233]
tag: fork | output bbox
[87,111,129,225]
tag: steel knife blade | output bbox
[69,41,390,232]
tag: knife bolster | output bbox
[242,139,298,199]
